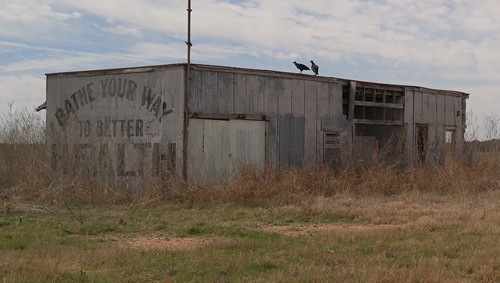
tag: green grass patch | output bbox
[1,190,499,282]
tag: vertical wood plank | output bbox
[265,78,281,166]
[289,117,305,167]
[304,81,318,163]
[265,78,280,116]
[190,70,203,112]
[234,74,247,113]
[427,93,437,126]
[329,83,344,118]
[436,94,445,126]
[202,71,218,113]
[266,118,279,166]
[278,79,292,116]
[316,82,330,160]
[445,95,455,125]
[348,81,356,120]
[218,72,235,114]
[404,89,415,164]
[291,80,305,117]
[278,117,290,165]
[414,91,423,123]
[187,118,204,183]
[246,75,265,114]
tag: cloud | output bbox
[1,0,500,139]
[103,24,143,37]
[2,50,156,73]
[0,0,82,40]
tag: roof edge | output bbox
[45,62,470,98]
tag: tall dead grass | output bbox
[166,158,499,206]
[1,107,499,207]
[0,105,46,191]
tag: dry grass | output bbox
[1,108,499,282]
[1,187,499,282]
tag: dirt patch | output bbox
[260,223,404,237]
[103,234,227,251]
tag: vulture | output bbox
[35,101,46,112]
[293,61,310,73]
[310,60,319,75]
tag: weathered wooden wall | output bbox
[46,66,185,187]
[189,67,348,168]
[45,64,470,185]
[404,88,467,165]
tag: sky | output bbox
[1,0,499,139]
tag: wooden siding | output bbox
[46,66,185,184]
[45,63,470,183]
[404,88,467,165]
[189,70,349,166]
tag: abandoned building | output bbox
[43,63,469,184]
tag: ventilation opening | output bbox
[324,131,341,167]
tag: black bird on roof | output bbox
[35,101,46,112]
[310,60,319,75]
[293,61,310,73]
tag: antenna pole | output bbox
[182,0,192,181]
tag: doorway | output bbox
[416,124,428,164]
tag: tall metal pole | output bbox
[182,0,192,181]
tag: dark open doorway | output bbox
[416,124,428,163]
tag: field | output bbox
[1,110,499,282]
